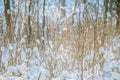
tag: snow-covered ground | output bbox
[0,35,120,80]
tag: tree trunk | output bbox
[28,0,32,44]
[102,0,108,45]
[42,0,46,49]
[37,0,40,39]
[60,0,65,17]
[116,0,120,30]
[4,0,13,42]
[72,0,77,26]
[92,0,99,79]
[12,0,15,22]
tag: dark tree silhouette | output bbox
[42,0,46,48]
[116,0,120,29]
[28,0,32,44]
[4,0,13,42]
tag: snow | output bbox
[0,36,120,80]
[36,39,40,44]
[8,44,14,51]
[111,72,120,80]
[4,77,23,80]
[1,48,10,68]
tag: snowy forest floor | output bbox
[0,33,120,80]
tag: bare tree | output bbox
[4,0,13,42]
[60,0,66,36]
[72,0,77,26]
[12,0,15,21]
[116,0,120,29]
[37,0,40,39]
[92,0,99,79]
[104,0,109,28]
[60,0,65,17]
[42,0,46,48]
[28,0,32,44]
[102,0,109,45]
